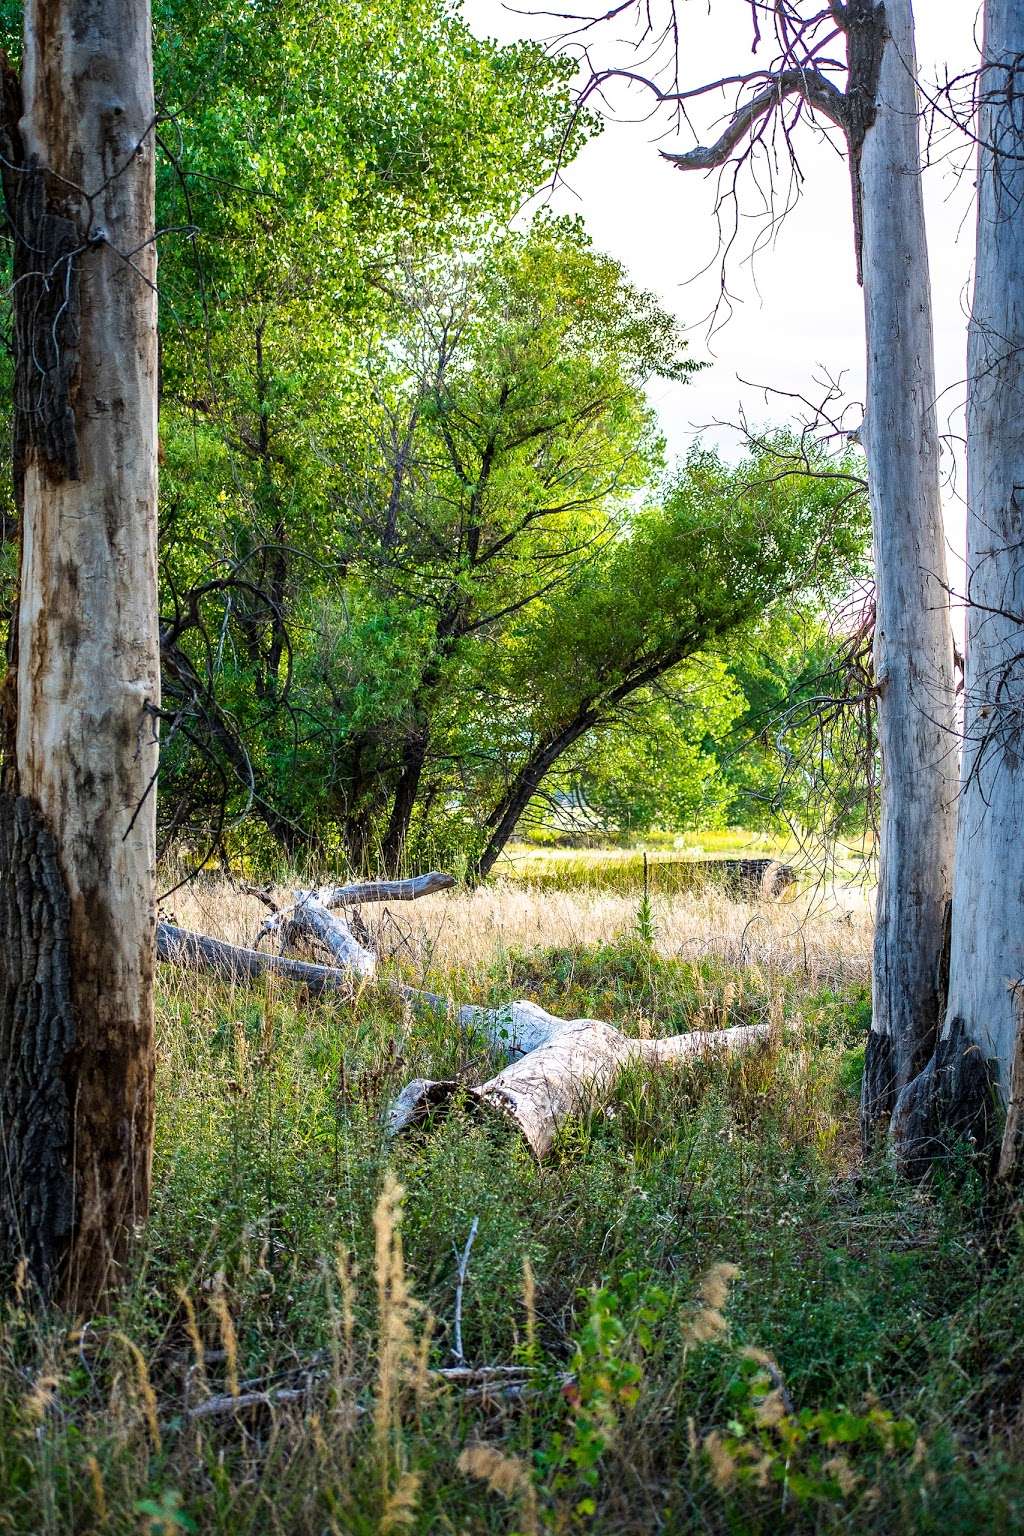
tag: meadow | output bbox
[2,857,1022,1534]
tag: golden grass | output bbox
[166,874,872,995]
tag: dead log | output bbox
[257,891,377,977]
[680,858,798,897]
[157,923,364,996]
[252,873,455,976]
[317,871,455,906]
[158,907,771,1163]
[389,1016,772,1158]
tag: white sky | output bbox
[466,0,981,565]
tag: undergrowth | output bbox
[1,891,1022,1534]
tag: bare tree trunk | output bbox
[389,1007,771,1159]
[0,0,159,1306]
[857,0,957,1138]
[894,0,1024,1165]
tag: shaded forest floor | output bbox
[3,868,1024,1533]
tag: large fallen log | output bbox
[680,858,798,897]
[389,1011,772,1158]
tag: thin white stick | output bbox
[451,1215,480,1364]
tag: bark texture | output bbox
[0,797,75,1293]
[389,1004,771,1159]
[857,0,957,1138]
[0,0,159,1305]
[939,0,1024,1102]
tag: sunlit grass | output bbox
[1,865,1021,1534]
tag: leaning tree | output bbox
[559,0,957,1137]
[0,0,160,1307]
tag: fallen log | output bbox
[157,923,361,995]
[158,923,570,1040]
[252,874,456,977]
[316,871,455,906]
[389,1015,772,1158]
[186,1360,570,1424]
[262,891,377,977]
[680,858,798,897]
[158,903,772,1163]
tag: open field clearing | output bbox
[3,869,1023,1534]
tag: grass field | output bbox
[2,860,1022,1533]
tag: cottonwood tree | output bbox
[0,0,160,1305]
[893,0,1024,1172]
[563,0,956,1135]
[464,442,868,876]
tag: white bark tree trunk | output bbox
[858,0,958,1137]
[0,0,159,1305]
[895,0,1024,1164]
[389,1008,771,1159]
[947,0,1024,1086]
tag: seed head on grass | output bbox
[208,1274,239,1398]
[380,1470,421,1532]
[114,1333,162,1454]
[683,1262,740,1348]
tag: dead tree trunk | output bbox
[854,0,957,1138]
[894,0,1024,1169]
[389,1003,771,1159]
[0,0,159,1307]
[656,2,955,1139]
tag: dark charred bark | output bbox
[841,1,887,285]
[889,1016,1000,1180]
[0,795,75,1296]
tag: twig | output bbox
[452,1216,479,1364]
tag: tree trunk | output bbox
[0,0,159,1307]
[857,0,957,1138]
[380,728,430,876]
[894,0,1024,1166]
[474,713,596,880]
[389,1005,771,1159]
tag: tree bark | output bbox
[0,0,159,1306]
[857,0,957,1138]
[380,728,431,876]
[894,0,1024,1167]
[389,1005,771,1159]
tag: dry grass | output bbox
[5,861,1024,1535]
[167,875,872,998]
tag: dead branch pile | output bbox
[158,871,772,1157]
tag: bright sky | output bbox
[466,0,980,565]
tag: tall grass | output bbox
[2,871,1023,1532]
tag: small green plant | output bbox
[136,1489,197,1535]
[539,1278,667,1522]
[706,1349,918,1507]
[633,853,657,949]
